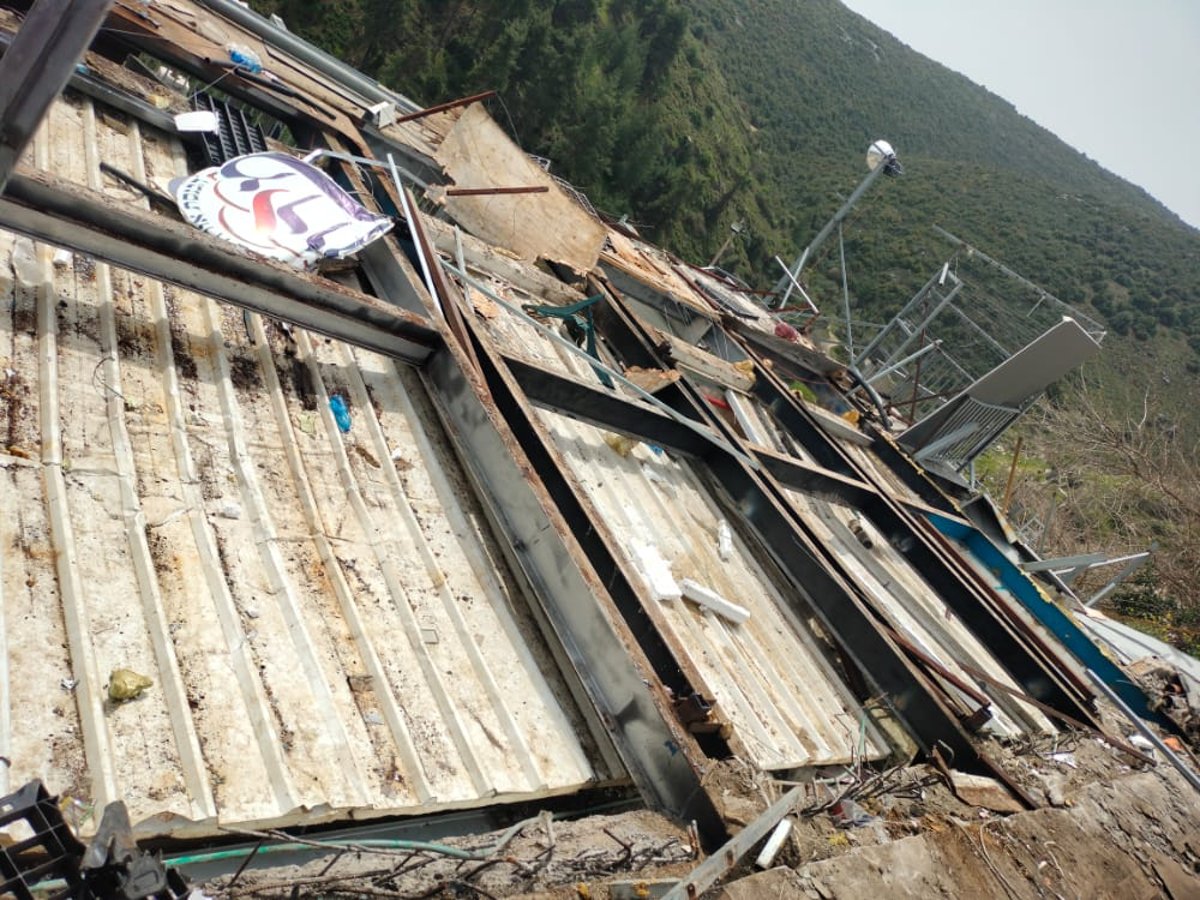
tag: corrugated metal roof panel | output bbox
[475,283,889,771]
[0,95,602,838]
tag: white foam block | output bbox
[631,541,681,603]
[680,578,750,625]
[174,110,220,132]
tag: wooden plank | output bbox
[435,104,607,273]
[654,328,755,392]
[422,215,584,306]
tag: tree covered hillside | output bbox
[252,0,1200,638]
[694,0,1200,352]
[255,0,1199,355]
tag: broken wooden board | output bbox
[422,214,584,306]
[601,228,713,318]
[654,328,756,393]
[622,365,682,395]
[435,104,606,274]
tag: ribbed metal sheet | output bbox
[476,285,889,771]
[0,95,602,838]
[732,387,1054,735]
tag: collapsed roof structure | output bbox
[0,1,1198,897]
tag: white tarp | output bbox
[170,151,393,269]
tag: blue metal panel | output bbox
[927,512,1161,723]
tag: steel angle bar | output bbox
[353,245,729,842]
[664,787,803,900]
[699,449,983,761]
[503,354,893,516]
[0,170,439,362]
[418,322,727,847]
[0,0,112,190]
[1084,551,1154,608]
[867,431,962,513]
[1021,553,1109,574]
[749,383,861,479]
[353,239,726,844]
[752,447,878,509]
[0,28,175,135]
[738,341,1098,719]
[443,260,756,469]
[1087,669,1200,795]
[503,356,711,456]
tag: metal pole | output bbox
[852,266,945,369]
[838,223,854,360]
[876,282,963,370]
[708,230,735,267]
[193,0,422,113]
[777,247,807,307]
[1085,669,1200,795]
[1002,436,1023,514]
[773,255,819,314]
[772,162,888,296]
[393,90,495,124]
[1085,551,1154,608]
[389,155,441,317]
[863,340,941,387]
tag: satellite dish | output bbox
[866,139,896,171]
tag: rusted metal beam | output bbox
[445,186,549,197]
[0,0,113,190]
[0,168,439,362]
[589,286,987,766]
[393,89,496,124]
[885,627,994,717]
[394,173,483,372]
[503,353,916,517]
[353,237,728,847]
[737,333,1099,719]
[663,787,802,900]
[503,355,710,456]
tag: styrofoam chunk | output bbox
[680,578,750,624]
[716,518,733,561]
[755,817,793,868]
[173,110,220,132]
[631,541,681,603]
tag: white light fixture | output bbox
[866,139,896,171]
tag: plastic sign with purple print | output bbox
[169,151,393,269]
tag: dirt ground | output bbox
[734,765,1200,900]
[197,809,698,899]
[192,727,1200,900]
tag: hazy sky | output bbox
[839,0,1200,230]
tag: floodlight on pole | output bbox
[772,139,901,308]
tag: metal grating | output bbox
[191,92,268,165]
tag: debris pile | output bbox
[197,811,695,899]
[1129,658,1200,750]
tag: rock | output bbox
[949,770,1025,813]
[1034,771,1069,807]
[721,793,766,829]
[716,866,805,900]
[108,668,152,702]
